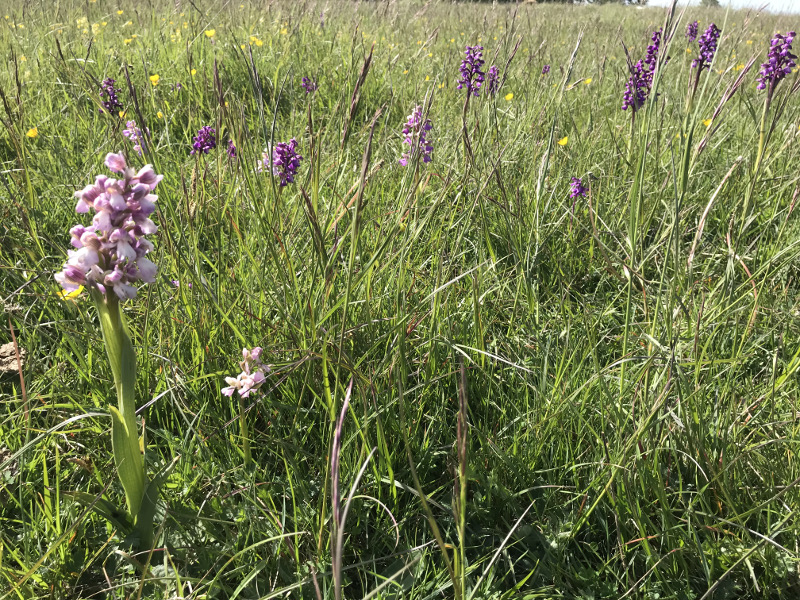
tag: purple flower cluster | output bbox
[757,31,796,91]
[191,125,217,155]
[457,45,485,96]
[55,153,162,301]
[622,28,664,112]
[622,61,650,112]
[99,78,123,114]
[122,120,147,156]
[686,21,699,42]
[542,64,551,75]
[301,76,318,94]
[486,65,500,95]
[692,23,720,71]
[644,28,663,73]
[221,347,269,398]
[398,105,433,167]
[569,177,587,199]
[259,139,303,186]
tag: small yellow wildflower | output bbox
[124,38,132,44]
[26,127,38,138]
[428,52,432,57]
[255,38,263,46]
[204,29,215,38]
[425,75,430,81]
[504,92,514,101]
[403,69,409,74]
[746,40,753,45]
[149,74,160,86]
[19,55,26,62]
[703,118,712,128]
[119,110,126,118]
[157,111,163,119]
[191,69,197,76]
[117,10,123,15]
[450,38,455,43]
[16,23,23,29]
[686,48,692,54]
[280,27,288,35]
[58,285,83,301]
[583,78,592,85]
[558,136,568,146]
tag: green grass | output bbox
[2,0,800,598]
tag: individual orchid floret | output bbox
[541,64,551,75]
[55,152,162,301]
[227,139,237,158]
[398,105,433,167]
[457,45,485,96]
[259,139,303,186]
[191,125,217,155]
[221,347,269,398]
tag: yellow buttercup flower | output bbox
[280,27,288,35]
[746,40,753,45]
[703,118,712,128]
[157,111,163,119]
[686,48,692,54]
[117,10,123,15]
[124,38,132,45]
[26,127,38,138]
[504,92,514,101]
[255,38,263,46]
[119,110,126,118]
[558,136,568,146]
[204,29,215,38]
[425,75,430,81]
[191,69,197,76]
[149,74,160,86]
[58,285,83,300]
[583,78,592,85]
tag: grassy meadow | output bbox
[2,0,800,598]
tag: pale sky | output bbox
[647,0,800,13]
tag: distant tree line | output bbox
[470,0,649,5]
